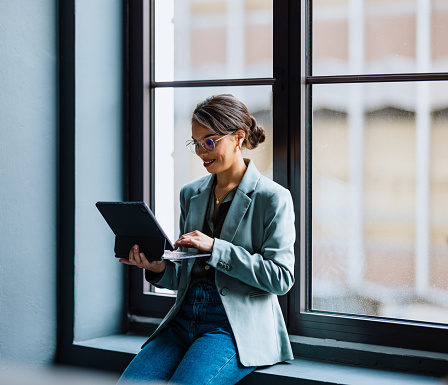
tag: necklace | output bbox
[214,187,232,206]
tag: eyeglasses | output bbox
[185,133,232,154]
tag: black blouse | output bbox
[188,186,237,288]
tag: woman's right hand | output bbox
[119,244,166,274]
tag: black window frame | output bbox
[124,0,448,359]
[292,0,448,356]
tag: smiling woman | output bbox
[151,87,273,246]
[117,94,295,384]
[188,95,267,201]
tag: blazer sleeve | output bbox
[207,188,295,296]
[144,186,188,290]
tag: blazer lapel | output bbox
[183,174,215,271]
[184,174,215,233]
[220,160,261,243]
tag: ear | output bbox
[234,129,245,147]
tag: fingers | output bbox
[174,231,214,253]
[173,239,194,249]
[128,244,140,262]
[121,245,166,273]
[128,244,146,264]
[124,244,144,265]
[174,234,195,249]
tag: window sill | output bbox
[73,334,448,384]
[290,335,448,377]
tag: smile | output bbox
[203,160,215,168]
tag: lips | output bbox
[203,159,215,168]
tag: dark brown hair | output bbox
[192,94,266,149]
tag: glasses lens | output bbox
[186,141,197,153]
[203,138,215,151]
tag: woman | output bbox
[118,94,295,384]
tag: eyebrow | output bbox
[191,133,216,141]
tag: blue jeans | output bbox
[117,283,256,384]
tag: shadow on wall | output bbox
[0,363,118,385]
[0,363,184,385]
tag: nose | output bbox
[195,143,208,156]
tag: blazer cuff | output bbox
[145,260,178,289]
[207,238,231,272]
[145,269,164,284]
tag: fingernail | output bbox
[134,245,138,249]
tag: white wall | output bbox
[0,0,125,365]
[74,0,124,342]
[0,0,58,365]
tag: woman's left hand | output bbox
[174,230,215,253]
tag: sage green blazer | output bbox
[144,159,295,367]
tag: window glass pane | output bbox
[433,0,448,65]
[312,0,349,75]
[311,81,448,324]
[312,0,448,75]
[429,83,448,311]
[364,0,416,71]
[154,0,273,81]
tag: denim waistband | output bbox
[185,283,222,304]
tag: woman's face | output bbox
[191,122,243,175]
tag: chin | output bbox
[206,167,219,174]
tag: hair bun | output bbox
[247,116,266,149]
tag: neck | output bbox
[215,157,247,189]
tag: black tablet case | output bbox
[96,201,174,260]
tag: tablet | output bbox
[96,201,210,261]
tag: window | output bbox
[126,0,448,357]
[294,0,448,353]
